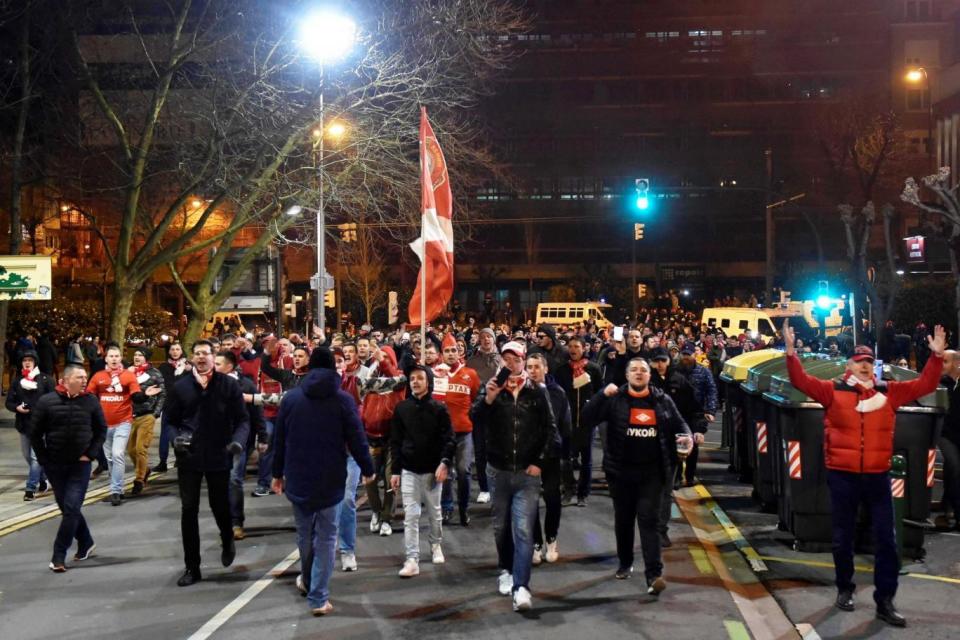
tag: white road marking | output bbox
[187,548,300,640]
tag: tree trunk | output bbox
[182,295,214,349]
[108,281,136,344]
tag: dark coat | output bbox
[131,366,166,418]
[542,379,571,458]
[582,384,691,484]
[29,387,107,466]
[554,358,604,449]
[237,373,267,449]
[650,367,708,434]
[5,370,56,433]
[271,368,375,510]
[390,391,456,474]
[471,378,558,473]
[162,372,250,472]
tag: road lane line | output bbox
[0,477,137,537]
[692,484,768,572]
[688,544,716,576]
[187,548,300,640]
[676,489,800,640]
[757,554,960,585]
[723,620,751,640]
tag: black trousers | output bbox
[683,443,700,484]
[609,471,664,582]
[941,437,960,521]
[178,465,232,571]
[533,457,563,546]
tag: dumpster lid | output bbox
[721,349,783,382]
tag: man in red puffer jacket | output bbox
[783,320,945,628]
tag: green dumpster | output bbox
[741,354,832,515]
[763,359,944,557]
[719,349,782,481]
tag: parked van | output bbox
[700,308,778,343]
[535,302,614,329]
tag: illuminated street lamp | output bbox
[298,8,357,338]
[905,66,933,167]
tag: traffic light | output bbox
[324,289,336,308]
[634,223,645,240]
[338,223,357,242]
[634,178,650,211]
[284,302,296,318]
[637,283,647,298]
[816,280,831,309]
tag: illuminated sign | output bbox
[903,236,925,264]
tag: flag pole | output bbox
[420,107,427,357]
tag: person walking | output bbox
[470,340,558,612]
[271,347,375,616]
[29,363,106,572]
[674,343,718,486]
[163,340,250,587]
[527,353,570,564]
[582,357,692,596]
[466,327,501,504]
[6,349,56,500]
[127,347,165,496]
[782,320,945,627]
[154,342,191,474]
[554,336,603,506]
[86,342,141,505]
[389,364,456,578]
[940,350,960,530]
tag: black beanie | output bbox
[538,324,557,342]
[308,346,335,370]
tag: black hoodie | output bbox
[390,364,456,474]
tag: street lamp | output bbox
[299,9,357,339]
[905,67,933,168]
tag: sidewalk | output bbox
[0,403,166,532]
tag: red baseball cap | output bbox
[850,345,875,363]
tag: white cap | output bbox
[501,341,526,357]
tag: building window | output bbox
[904,1,933,20]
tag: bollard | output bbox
[890,454,907,571]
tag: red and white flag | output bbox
[408,107,454,326]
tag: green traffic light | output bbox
[636,195,649,210]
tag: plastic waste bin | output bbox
[763,359,945,557]
[719,349,782,481]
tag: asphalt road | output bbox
[2,420,958,639]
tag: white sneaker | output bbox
[369,514,380,533]
[379,521,393,537]
[341,553,357,572]
[512,586,533,611]
[398,558,419,578]
[545,539,559,563]
[431,544,445,564]
[531,545,542,566]
[295,574,307,596]
[498,570,513,596]
[476,491,491,504]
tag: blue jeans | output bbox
[20,432,46,491]
[104,422,131,495]
[489,465,540,592]
[229,450,248,526]
[157,411,170,466]
[292,502,339,608]
[442,432,474,513]
[336,455,361,553]
[256,420,275,489]
[827,470,899,603]
[45,461,94,563]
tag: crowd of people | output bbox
[3,301,957,627]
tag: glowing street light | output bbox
[905,68,926,84]
[298,8,358,337]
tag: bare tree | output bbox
[339,218,389,326]
[901,168,960,337]
[54,0,527,343]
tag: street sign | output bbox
[310,272,335,291]
[0,256,52,301]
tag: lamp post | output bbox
[299,9,357,340]
[906,67,934,170]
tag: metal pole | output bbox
[764,148,774,306]
[632,229,637,320]
[928,69,934,171]
[420,230,426,356]
[317,91,326,340]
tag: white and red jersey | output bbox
[432,361,481,434]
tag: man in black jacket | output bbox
[649,348,707,548]
[583,357,692,596]
[470,341,558,612]
[389,364,456,578]
[30,363,107,572]
[554,337,603,505]
[216,350,267,541]
[527,353,571,565]
[6,349,56,501]
[128,347,165,496]
[528,324,569,374]
[163,339,250,587]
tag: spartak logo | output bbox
[423,135,447,192]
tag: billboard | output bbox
[903,236,926,264]
[0,256,53,301]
